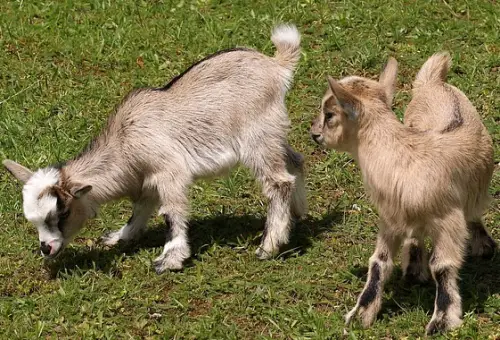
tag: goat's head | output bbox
[3,160,94,258]
[311,57,398,152]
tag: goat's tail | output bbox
[271,24,301,71]
[413,52,451,89]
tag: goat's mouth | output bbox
[41,245,65,260]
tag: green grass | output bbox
[1,0,499,338]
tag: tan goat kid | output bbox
[3,24,307,274]
[310,53,496,334]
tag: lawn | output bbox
[0,0,499,338]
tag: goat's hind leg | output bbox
[244,145,296,260]
[345,224,402,328]
[401,233,429,283]
[285,145,307,219]
[101,195,158,246]
[426,210,467,335]
[467,219,497,259]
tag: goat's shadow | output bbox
[348,253,500,323]
[46,211,342,279]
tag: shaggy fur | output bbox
[3,24,307,273]
[311,52,495,335]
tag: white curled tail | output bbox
[271,24,301,72]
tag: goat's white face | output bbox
[3,160,93,258]
[23,168,65,257]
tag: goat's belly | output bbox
[187,148,239,179]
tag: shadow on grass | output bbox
[46,211,342,279]
[347,252,500,323]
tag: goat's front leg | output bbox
[153,176,191,274]
[345,225,402,328]
[101,196,158,246]
[426,210,467,335]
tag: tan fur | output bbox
[413,51,451,89]
[312,53,495,335]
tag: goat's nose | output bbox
[311,133,322,143]
[40,242,52,256]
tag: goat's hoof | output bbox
[425,319,445,336]
[153,256,184,274]
[153,260,167,275]
[425,314,462,335]
[255,246,274,260]
[345,302,379,329]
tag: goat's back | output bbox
[77,48,296,182]
[398,54,494,220]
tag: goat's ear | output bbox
[327,76,360,120]
[70,184,92,199]
[2,159,33,183]
[378,57,398,106]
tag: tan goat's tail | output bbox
[271,24,301,71]
[413,52,451,88]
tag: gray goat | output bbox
[3,24,307,274]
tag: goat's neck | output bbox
[352,111,409,188]
[63,149,136,205]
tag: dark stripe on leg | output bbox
[359,263,381,307]
[426,268,453,335]
[163,214,173,241]
[435,269,451,312]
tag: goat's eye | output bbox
[59,210,70,220]
[325,111,334,120]
[57,210,70,232]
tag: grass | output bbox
[0,0,499,338]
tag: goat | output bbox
[310,52,496,334]
[3,24,307,274]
